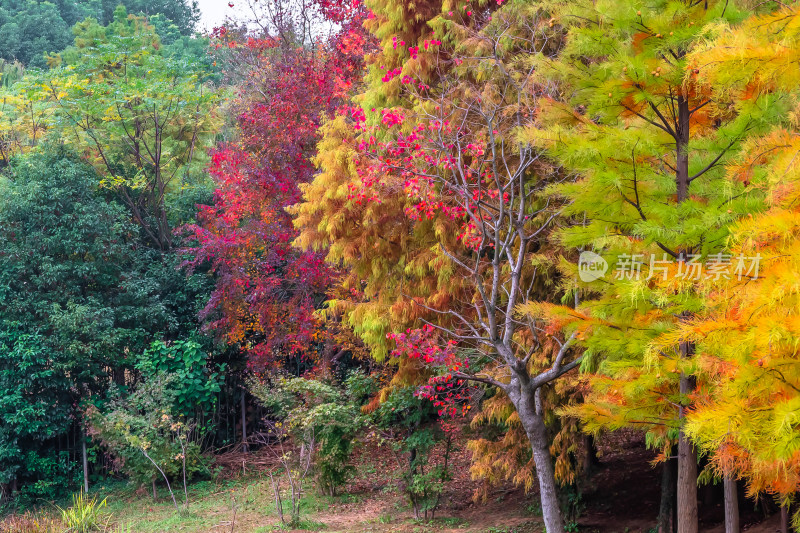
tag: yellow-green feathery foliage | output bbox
[527,0,781,455]
[637,4,800,512]
[686,5,800,104]
[667,122,800,503]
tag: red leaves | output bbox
[345,104,503,251]
[314,0,362,23]
[183,11,372,370]
[389,325,458,365]
[388,326,474,418]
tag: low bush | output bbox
[249,375,363,497]
[86,376,211,509]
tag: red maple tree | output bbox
[183,0,373,369]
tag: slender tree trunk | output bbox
[781,503,790,533]
[674,89,699,533]
[658,456,677,533]
[517,389,565,533]
[82,432,89,493]
[723,476,739,533]
[241,391,248,453]
[677,370,698,533]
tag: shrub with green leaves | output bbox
[87,338,222,494]
[136,340,223,419]
[86,375,209,493]
[369,385,452,521]
[249,376,363,496]
[343,370,378,406]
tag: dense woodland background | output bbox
[1,0,800,532]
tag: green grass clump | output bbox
[56,491,109,532]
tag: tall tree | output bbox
[295,0,593,528]
[36,7,221,249]
[646,4,800,525]
[184,0,371,368]
[528,1,780,530]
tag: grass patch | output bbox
[95,476,276,533]
[255,518,327,532]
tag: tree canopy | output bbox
[0,0,200,67]
[4,0,800,531]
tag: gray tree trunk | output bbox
[516,387,565,533]
[723,476,739,533]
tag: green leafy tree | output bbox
[0,9,221,247]
[0,59,24,88]
[36,8,222,249]
[0,151,168,386]
[98,0,200,35]
[0,0,200,66]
